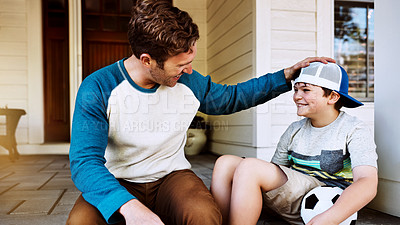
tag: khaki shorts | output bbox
[263,165,325,225]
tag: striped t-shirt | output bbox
[271,111,377,189]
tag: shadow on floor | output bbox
[0,154,399,225]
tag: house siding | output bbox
[174,0,207,76]
[204,0,372,160]
[204,0,321,158]
[0,0,29,146]
[258,0,319,160]
[206,0,256,157]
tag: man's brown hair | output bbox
[128,0,199,68]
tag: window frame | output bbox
[334,0,374,101]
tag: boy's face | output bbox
[293,82,330,118]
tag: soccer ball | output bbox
[300,186,357,225]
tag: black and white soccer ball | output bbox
[300,186,357,225]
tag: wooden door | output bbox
[43,0,70,142]
[82,0,133,79]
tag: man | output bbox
[67,1,334,225]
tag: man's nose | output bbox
[183,64,193,74]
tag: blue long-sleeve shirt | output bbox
[69,58,291,223]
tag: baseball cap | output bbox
[294,62,363,108]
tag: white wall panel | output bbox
[209,52,252,84]
[207,0,242,32]
[207,0,255,155]
[175,0,207,76]
[271,49,316,69]
[369,0,400,216]
[174,0,205,9]
[208,14,252,59]
[210,125,253,145]
[0,100,27,109]
[0,56,27,70]
[271,11,316,31]
[209,142,256,157]
[208,33,252,73]
[208,1,251,46]
[0,42,27,56]
[0,85,27,100]
[0,0,29,145]
[0,72,27,85]
[0,13,26,27]
[219,66,253,84]
[271,31,316,50]
[0,27,27,42]
[271,0,316,12]
[0,0,26,12]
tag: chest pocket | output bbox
[320,150,344,174]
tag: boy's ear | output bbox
[328,91,341,105]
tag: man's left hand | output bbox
[284,57,336,81]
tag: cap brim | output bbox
[337,91,364,108]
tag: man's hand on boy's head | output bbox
[284,57,336,81]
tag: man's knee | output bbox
[66,208,109,225]
[177,195,222,225]
[66,195,109,225]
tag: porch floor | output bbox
[0,154,399,225]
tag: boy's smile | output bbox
[293,82,329,119]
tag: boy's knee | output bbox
[236,158,261,174]
[214,155,242,174]
[215,155,238,166]
[234,158,278,182]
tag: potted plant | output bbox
[184,116,208,156]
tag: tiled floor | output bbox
[0,154,399,225]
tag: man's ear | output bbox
[328,91,341,105]
[139,53,152,68]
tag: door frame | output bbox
[43,0,71,142]
[26,0,81,145]
[69,0,83,130]
[27,0,45,144]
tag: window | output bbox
[83,0,132,32]
[334,1,374,100]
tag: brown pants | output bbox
[66,169,222,225]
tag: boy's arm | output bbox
[306,165,378,225]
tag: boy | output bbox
[211,62,378,225]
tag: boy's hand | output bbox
[284,57,336,81]
[306,212,340,225]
